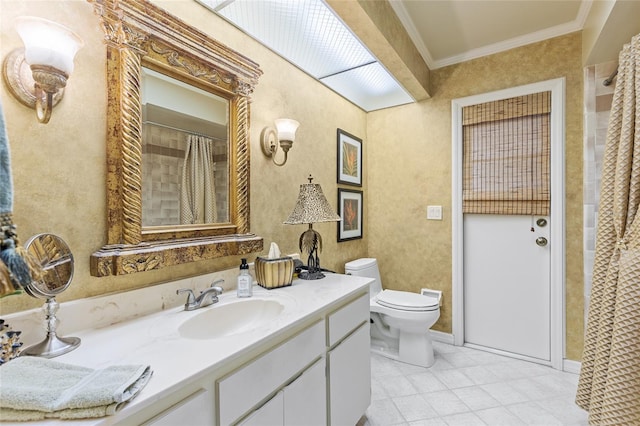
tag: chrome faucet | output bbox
[177,279,224,311]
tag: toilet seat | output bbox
[375,289,439,312]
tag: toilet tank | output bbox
[345,258,382,296]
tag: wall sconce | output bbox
[2,16,84,124]
[260,118,300,166]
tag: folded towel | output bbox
[0,356,152,421]
[0,404,118,421]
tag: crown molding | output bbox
[389,0,592,70]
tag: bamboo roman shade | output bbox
[462,91,551,216]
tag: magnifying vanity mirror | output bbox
[90,0,263,276]
[22,233,80,358]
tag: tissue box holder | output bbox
[255,256,294,289]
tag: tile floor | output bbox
[359,342,589,426]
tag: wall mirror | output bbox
[90,0,263,277]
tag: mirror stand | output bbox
[21,233,80,358]
[22,297,80,358]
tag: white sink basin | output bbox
[178,298,285,340]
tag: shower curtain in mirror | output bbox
[576,33,640,425]
[180,134,217,224]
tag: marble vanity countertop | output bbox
[1,274,371,425]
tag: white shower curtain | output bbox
[576,33,640,425]
[180,134,217,224]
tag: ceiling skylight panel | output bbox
[301,2,374,76]
[211,0,374,78]
[320,62,413,111]
[196,0,416,111]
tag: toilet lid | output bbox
[376,289,439,311]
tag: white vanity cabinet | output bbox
[238,358,326,426]
[219,291,370,426]
[218,321,326,425]
[327,294,371,425]
[15,276,373,426]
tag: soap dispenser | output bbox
[237,258,252,298]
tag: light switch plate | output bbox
[427,205,443,220]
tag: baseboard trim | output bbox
[429,330,583,375]
[563,359,582,374]
[430,330,454,345]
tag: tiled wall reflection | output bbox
[142,126,228,226]
[583,60,616,320]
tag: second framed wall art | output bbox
[337,128,362,186]
[338,188,363,242]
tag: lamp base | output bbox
[299,270,325,280]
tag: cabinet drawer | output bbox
[237,391,284,426]
[218,320,325,425]
[328,293,369,347]
[284,358,326,425]
[143,388,213,426]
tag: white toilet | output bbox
[345,258,441,368]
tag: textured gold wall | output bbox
[367,32,584,361]
[0,0,367,315]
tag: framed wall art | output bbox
[338,188,363,242]
[337,129,362,186]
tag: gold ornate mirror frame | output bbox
[89,0,263,277]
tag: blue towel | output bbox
[0,99,37,296]
[0,100,11,214]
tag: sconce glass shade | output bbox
[274,118,299,142]
[284,177,340,225]
[3,16,84,123]
[15,16,84,75]
[261,118,299,166]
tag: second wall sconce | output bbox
[2,16,84,124]
[261,118,300,166]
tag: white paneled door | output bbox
[452,78,565,369]
[463,214,551,361]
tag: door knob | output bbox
[536,237,548,247]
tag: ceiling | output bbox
[390,0,590,70]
